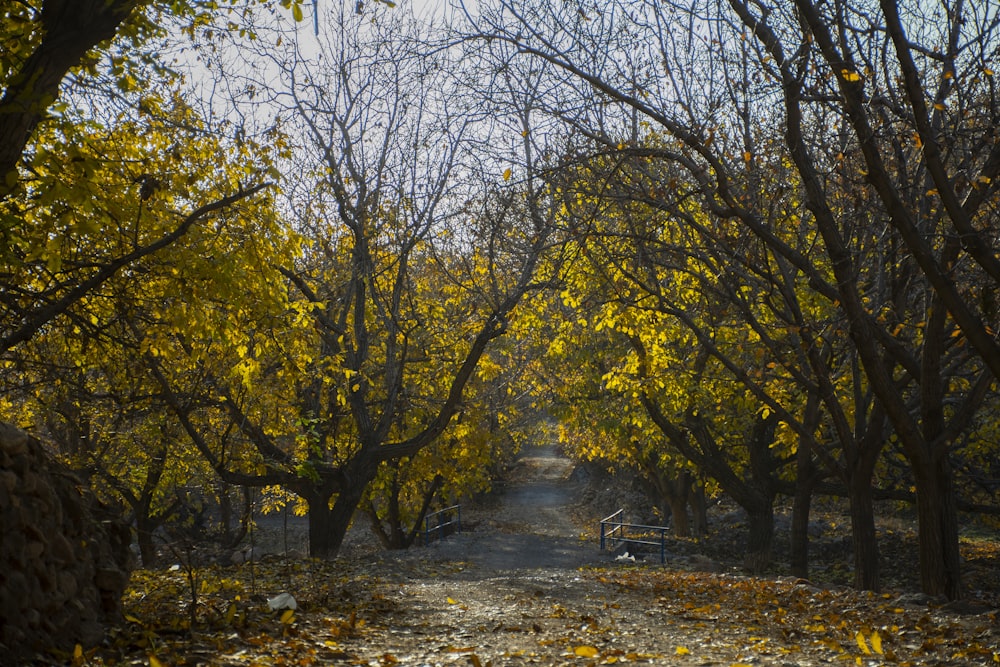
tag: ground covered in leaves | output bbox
[48,446,1000,666]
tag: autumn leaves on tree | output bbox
[2,0,999,604]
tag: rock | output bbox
[0,423,133,663]
[687,553,724,573]
[940,598,995,615]
[893,592,944,607]
[267,592,298,610]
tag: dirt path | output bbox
[112,445,999,666]
[407,443,596,572]
[329,445,999,667]
[354,444,634,665]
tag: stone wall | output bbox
[0,423,132,662]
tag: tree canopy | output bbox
[1,0,998,605]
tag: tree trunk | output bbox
[667,494,691,537]
[135,514,158,567]
[636,458,693,537]
[217,481,234,542]
[306,494,341,559]
[744,502,774,574]
[913,458,963,600]
[790,476,814,580]
[691,481,708,537]
[0,0,135,194]
[848,474,880,592]
[791,389,822,579]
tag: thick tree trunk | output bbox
[670,470,693,537]
[848,475,880,592]
[914,459,963,600]
[306,494,342,559]
[636,459,693,537]
[667,494,691,537]
[304,481,369,559]
[744,502,774,574]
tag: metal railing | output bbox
[599,509,670,563]
[422,504,461,544]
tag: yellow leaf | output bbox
[281,609,295,624]
[933,102,946,110]
[149,655,165,667]
[469,655,483,667]
[871,631,883,655]
[856,631,872,655]
[840,69,861,82]
[574,645,600,657]
[743,151,752,162]
[292,2,303,21]
[125,614,142,624]
[985,67,995,77]
[502,168,512,182]
[447,597,458,604]
[74,645,83,659]
[676,646,691,655]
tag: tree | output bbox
[140,4,563,558]
[0,0,302,356]
[463,0,1000,597]
[0,78,296,564]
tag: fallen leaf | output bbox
[871,631,883,655]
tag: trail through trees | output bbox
[415,443,595,571]
[94,444,999,666]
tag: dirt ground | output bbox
[89,444,999,667]
[265,445,999,667]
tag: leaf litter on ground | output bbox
[46,446,1000,666]
[53,551,998,667]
